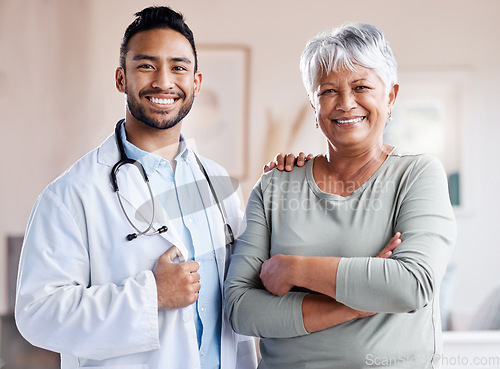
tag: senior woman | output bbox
[224,22,456,369]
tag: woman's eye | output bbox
[355,85,369,91]
[320,89,335,96]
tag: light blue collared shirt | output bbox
[120,125,222,369]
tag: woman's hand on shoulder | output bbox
[263,152,314,173]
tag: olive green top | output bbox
[224,148,456,369]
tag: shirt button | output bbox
[200,307,207,312]
[187,218,194,223]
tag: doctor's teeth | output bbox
[150,97,174,105]
[336,117,364,124]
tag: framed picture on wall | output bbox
[181,45,250,180]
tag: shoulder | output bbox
[192,152,242,210]
[192,153,235,193]
[194,153,231,177]
[258,160,310,193]
[385,148,449,198]
[45,138,114,199]
[387,148,445,177]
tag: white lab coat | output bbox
[15,132,257,369]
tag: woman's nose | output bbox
[336,91,356,111]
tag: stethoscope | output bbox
[110,120,235,252]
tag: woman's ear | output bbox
[115,67,126,93]
[309,94,318,113]
[388,83,399,109]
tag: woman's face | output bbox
[313,65,398,154]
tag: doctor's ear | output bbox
[193,71,202,97]
[115,67,126,93]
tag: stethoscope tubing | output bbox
[111,120,234,244]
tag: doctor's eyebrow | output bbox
[132,55,192,64]
[132,54,158,63]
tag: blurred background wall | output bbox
[1,0,499,332]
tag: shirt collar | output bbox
[119,123,192,176]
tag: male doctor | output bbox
[15,6,268,369]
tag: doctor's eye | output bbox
[172,65,188,73]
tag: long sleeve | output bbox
[335,155,457,312]
[15,188,160,360]
[224,178,309,338]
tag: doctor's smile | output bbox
[147,95,178,107]
[143,90,185,109]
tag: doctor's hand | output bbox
[153,246,201,310]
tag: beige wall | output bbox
[1,0,499,329]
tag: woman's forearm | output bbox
[302,294,371,333]
[260,233,401,299]
[260,254,340,298]
[292,256,341,298]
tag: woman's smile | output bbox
[332,116,366,126]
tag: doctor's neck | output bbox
[124,119,182,166]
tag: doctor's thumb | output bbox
[163,245,183,262]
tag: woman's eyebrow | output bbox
[352,78,372,83]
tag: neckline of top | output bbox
[305,147,398,201]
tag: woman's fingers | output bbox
[263,152,313,173]
[376,232,402,258]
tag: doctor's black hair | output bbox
[119,6,198,72]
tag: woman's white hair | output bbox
[300,22,398,100]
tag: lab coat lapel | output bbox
[187,151,227,288]
[157,215,189,261]
[204,202,226,289]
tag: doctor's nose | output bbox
[151,69,175,90]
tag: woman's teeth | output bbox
[150,97,175,105]
[335,117,364,124]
